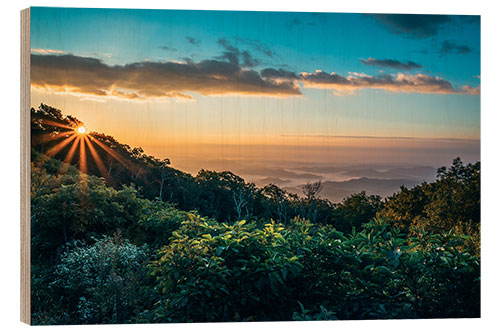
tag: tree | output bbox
[377,158,480,235]
[333,191,382,233]
[426,157,480,232]
[151,158,171,201]
[376,185,430,232]
[262,184,295,223]
[195,170,257,221]
[31,159,144,265]
[302,180,323,200]
[299,180,331,224]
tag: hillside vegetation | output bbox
[30,104,480,324]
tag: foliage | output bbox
[333,191,382,233]
[29,105,481,324]
[149,216,304,322]
[377,158,480,254]
[132,200,191,249]
[426,157,480,232]
[148,217,479,322]
[194,170,258,221]
[31,162,143,265]
[294,219,479,319]
[50,234,151,324]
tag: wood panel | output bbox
[20,7,31,325]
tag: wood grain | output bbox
[20,7,31,325]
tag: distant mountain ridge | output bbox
[286,177,421,203]
[340,166,436,181]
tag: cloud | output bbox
[300,70,350,86]
[31,48,66,55]
[31,52,479,100]
[158,45,177,52]
[440,40,471,55]
[460,85,480,95]
[288,16,316,27]
[260,68,300,80]
[30,54,302,100]
[300,70,479,95]
[186,36,200,46]
[369,14,452,38]
[361,57,423,70]
[235,37,276,58]
[217,38,260,67]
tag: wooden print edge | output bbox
[20,7,31,325]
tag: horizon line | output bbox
[279,134,480,142]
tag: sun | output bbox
[40,119,122,182]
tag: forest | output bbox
[30,104,480,324]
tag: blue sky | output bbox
[31,8,480,82]
[30,7,480,166]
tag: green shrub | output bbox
[132,200,191,249]
[150,217,480,322]
[52,234,152,324]
[150,215,305,322]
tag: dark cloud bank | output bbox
[31,54,302,99]
[440,40,471,55]
[217,38,261,68]
[300,70,478,95]
[31,51,479,100]
[368,14,452,38]
[361,57,423,70]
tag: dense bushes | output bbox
[149,216,305,322]
[31,158,143,265]
[32,215,480,323]
[148,217,479,322]
[53,235,151,324]
[30,155,191,325]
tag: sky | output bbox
[30,7,480,172]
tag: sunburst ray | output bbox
[78,135,87,174]
[45,133,78,157]
[37,119,75,130]
[84,136,112,182]
[90,136,132,170]
[34,130,74,145]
